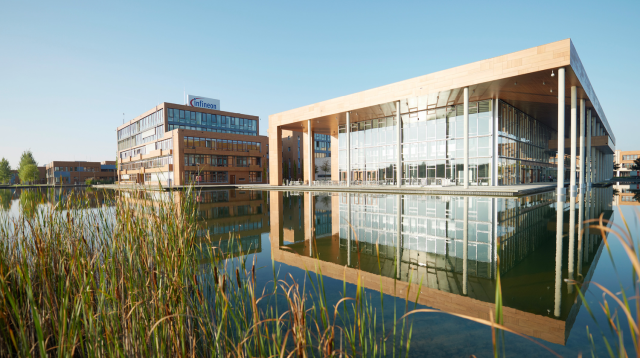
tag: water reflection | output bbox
[0,187,115,214]
[270,188,615,345]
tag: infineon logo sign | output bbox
[187,95,220,110]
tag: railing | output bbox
[281,178,487,188]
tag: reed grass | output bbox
[4,186,630,357]
[571,208,640,357]
[0,187,419,357]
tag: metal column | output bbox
[586,110,592,188]
[396,101,402,188]
[347,193,351,266]
[567,87,577,293]
[308,119,312,186]
[464,87,469,189]
[554,67,565,317]
[463,197,469,295]
[557,68,566,198]
[570,86,577,198]
[396,194,402,279]
[579,99,585,194]
[346,112,351,187]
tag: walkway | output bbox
[237,182,560,197]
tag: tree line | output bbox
[0,150,40,185]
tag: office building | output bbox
[268,39,615,192]
[614,150,640,177]
[116,97,268,186]
[45,161,116,185]
[281,130,332,182]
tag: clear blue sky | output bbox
[1,0,638,166]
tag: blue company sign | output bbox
[187,95,220,110]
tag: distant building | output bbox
[8,167,46,184]
[45,161,117,184]
[614,150,640,177]
[281,130,331,182]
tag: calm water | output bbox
[1,186,638,357]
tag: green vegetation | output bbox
[17,150,38,184]
[0,188,420,356]
[0,190,10,211]
[3,186,630,356]
[632,157,640,171]
[571,210,640,356]
[0,158,11,184]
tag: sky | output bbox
[0,0,638,167]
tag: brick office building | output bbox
[614,150,640,177]
[281,130,332,183]
[45,161,116,184]
[117,97,268,186]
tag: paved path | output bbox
[94,182,585,197]
[236,183,560,197]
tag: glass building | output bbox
[269,39,615,189]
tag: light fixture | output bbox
[551,70,555,77]
[550,89,553,93]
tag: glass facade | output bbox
[338,100,492,185]
[314,133,331,158]
[335,99,558,186]
[497,100,556,185]
[117,109,164,151]
[167,108,257,136]
[183,136,261,152]
[338,191,556,278]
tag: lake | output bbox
[0,186,636,357]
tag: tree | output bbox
[320,161,330,177]
[632,158,640,171]
[17,150,39,184]
[21,164,39,184]
[0,158,10,184]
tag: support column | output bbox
[463,197,469,295]
[557,68,566,199]
[567,87,577,293]
[599,150,603,183]
[396,101,402,188]
[554,194,563,318]
[347,193,351,266]
[586,110,592,188]
[269,126,283,186]
[577,99,586,278]
[346,112,351,187]
[308,119,313,186]
[493,98,500,186]
[307,192,314,257]
[554,67,565,318]
[579,100,585,194]
[570,86,577,198]
[464,87,469,189]
[396,194,402,279]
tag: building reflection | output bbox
[120,189,268,260]
[192,189,266,259]
[270,187,614,345]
